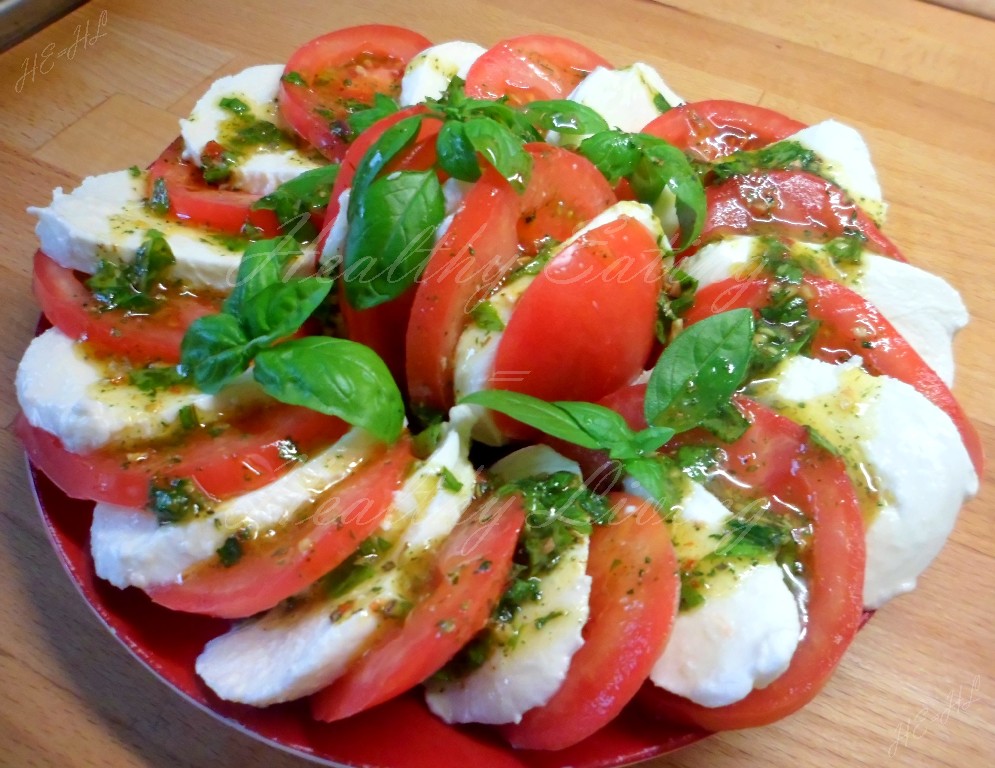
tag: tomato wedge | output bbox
[406,167,520,413]
[640,397,866,730]
[311,492,526,722]
[489,216,663,440]
[147,438,412,619]
[464,34,610,106]
[641,100,805,162]
[16,406,349,508]
[687,276,984,478]
[32,252,223,366]
[278,25,431,161]
[501,493,679,750]
[693,170,904,261]
[148,139,281,237]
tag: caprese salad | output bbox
[15,22,981,759]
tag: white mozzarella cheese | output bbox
[489,444,582,483]
[319,189,351,267]
[754,355,978,608]
[180,64,321,195]
[16,327,265,454]
[195,406,476,706]
[90,428,380,590]
[681,235,968,386]
[400,41,486,106]
[27,170,314,292]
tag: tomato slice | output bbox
[640,397,866,729]
[517,143,616,255]
[687,276,984,478]
[278,25,431,161]
[464,34,611,106]
[489,216,663,440]
[310,492,526,722]
[693,170,904,261]
[32,252,223,366]
[16,405,349,508]
[641,100,805,162]
[148,138,282,237]
[501,493,679,750]
[406,167,520,413]
[147,438,412,618]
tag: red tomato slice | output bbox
[464,34,611,106]
[687,276,984,478]
[16,405,349,508]
[640,397,866,730]
[339,282,416,390]
[693,170,904,261]
[641,100,805,162]
[32,252,223,366]
[147,438,412,618]
[501,493,679,750]
[489,216,663,440]
[310,491,526,722]
[278,25,431,161]
[148,139,282,237]
[406,167,520,413]
[517,143,616,255]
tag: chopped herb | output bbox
[216,536,243,567]
[86,230,176,313]
[282,71,306,87]
[232,119,283,147]
[200,142,237,184]
[470,300,505,332]
[251,164,340,242]
[128,365,187,393]
[149,477,213,525]
[656,269,698,343]
[219,96,251,115]
[653,92,672,112]
[148,177,170,215]
[438,466,464,492]
[534,610,564,630]
[177,404,200,431]
[674,444,721,482]
[825,231,867,265]
[708,140,820,182]
[757,238,805,284]
[750,284,819,377]
[806,425,841,456]
[412,420,443,459]
[679,578,705,611]
[128,165,142,178]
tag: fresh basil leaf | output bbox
[344,169,445,309]
[698,400,751,442]
[348,115,422,220]
[577,131,641,185]
[628,425,678,456]
[635,136,706,251]
[346,93,399,137]
[223,237,302,316]
[181,313,252,394]
[459,390,603,450]
[251,165,340,242]
[621,456,680,508]
[241,276,333,340]
[520,100,609,135]
[552,401,636,449]
[435,119,482,182]
[463,117,532,189]
[645,308,754,433]
[253,337,404,443]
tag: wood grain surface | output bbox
[0,1,992,766]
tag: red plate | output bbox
[27,460,709,768]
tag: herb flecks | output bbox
[86,230,176,313]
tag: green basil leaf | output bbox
[628,425,678,456]
[459,390,603,450]
[180,313,252,394]
[634,136,706,251]
[435,120,482,182]
[551,401,636,449]
[344,169,445,309]
[253,337,404,443]
[241,276,333,339]
[348,115,422,220]
[645,308,754,433]
[223,237,303,317]
[346,93,399,137]
[463,117,531,189]
[577,131,641,185]
[621,456,679,507]
[520,100,610,135]
[251,165,340,242]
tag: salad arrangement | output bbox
[15,23,982,764]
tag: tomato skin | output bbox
[406,168,520,413]
[642,100,805,161]
[311,492,526,722]
[148,139,282,237]
[32,252,222,366]
[687,276,985,478]
[147,438,412,619]
[278,25,431,161]
[501,493,679,750]
[16,406,349,508]
[640,398,866,730]
[693,170,904,261]
[489,217,663,440]
[464,35,611,106]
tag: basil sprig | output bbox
[251,164,340,243]
[460,309,755,499]
[578,130,706,251]
[180,238,404,443]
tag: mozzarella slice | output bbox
[16,328,265,453]
[681,235,968,386]
[91,428,381,590]
[400,41,486,106]
[753,355,978,608]
[180,64,322,195]
[195,406,477,706]
[27,170,314,292]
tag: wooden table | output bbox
[1,1,992,766]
